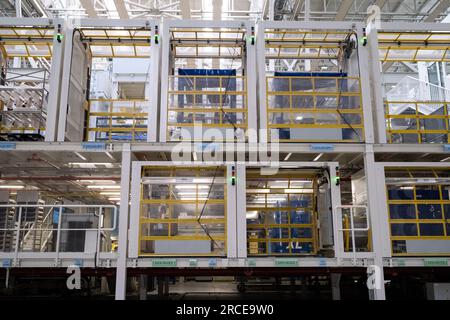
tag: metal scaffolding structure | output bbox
[0,15,449,301]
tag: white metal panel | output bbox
[115,143,131,300]
[226,164,237,258]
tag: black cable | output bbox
[192,28,246,253]
[335,31,363,142]
[196,166,224,252]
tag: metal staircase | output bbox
[386,76,450,106]
[0,201,16,252]
[19,200,47,252]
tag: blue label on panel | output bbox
[444,145,450,152]
[208,258,217,267]
[196,143,218,153]
[319,258,327,266]
[310,144,334,152]
[0,142,16,150]
[74,259,83,267]
[81,142,106,150]
[2,259,11,268]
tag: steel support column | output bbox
[364,145,386,300]
[115,143,132,300]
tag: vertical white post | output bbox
[115,144,132,300]
[356,24,375,144]
[128,162,141,258]
[57,25,75,142]
[226,164,237,258]
[329,165,343,261]
[13,206,22,266]
[330,273,341,300]
[236,164,247,258]
[15,0,22,17]
[304,0,311,71]
[363,145,386,300]
[13,1,22,69]
[159,21,171,142]
[55,205,63,266]
[268,0,275,20]
[147,20,160,142]
[367,23,387,143]
[256,22,268,143]
[46,20,65,142]
[246,22,258,144]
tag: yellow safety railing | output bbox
[79,28,151,58]
[0,26,53,58]
[378,31,450,62]
[385,101,450,144]
[167,75,248,141]
[138,166,227,256]
[265,76,364,142]
[246,171,318,256]
[0,125,46,135]
[386,168,450,256]
[86,99,148,142]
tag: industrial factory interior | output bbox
[1,0,450,303]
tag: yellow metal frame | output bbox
[264,30,349,60]
[78,28,151,58]
[0,26,53,58]
[86,99,148,142]
[246,170,319,256]
[138,166,227,257]
[170,28,246,42]
[265,76,364,142]
[264,30,350,42]
[166,75,248,141]
[385,101,450,144]
[378,32,450,62]
[385,168,450,256]
[0,125,46,134]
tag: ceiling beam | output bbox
[424,0,450,22]
[80,0,98,18]
[113,0,129,19]
[179,0,191,19]
[375,0,387,10]
[335,0,353,20]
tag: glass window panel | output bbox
[269,242,290,254]
[417,204,443,219]
[389,204,416,219]
[442,187,449,200]
[314,78,337,92]
[292,96,314,108]
[291,227,313,238]
[290,78,313,91]
[269,227,289,239]
[415,188,441,200]
[269,112,290,125]
[290,242,314,254]
[289,194,312,207]
[266,211,288,225]
[392,240,407,254]
[391,223,418,236]
[419,223,444,236]
[421,133,448,143]
[268,95,290,108]
[444,204,450,219]
[290,210,312,224]
[389,133,419,143]
[387,188,414,200]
